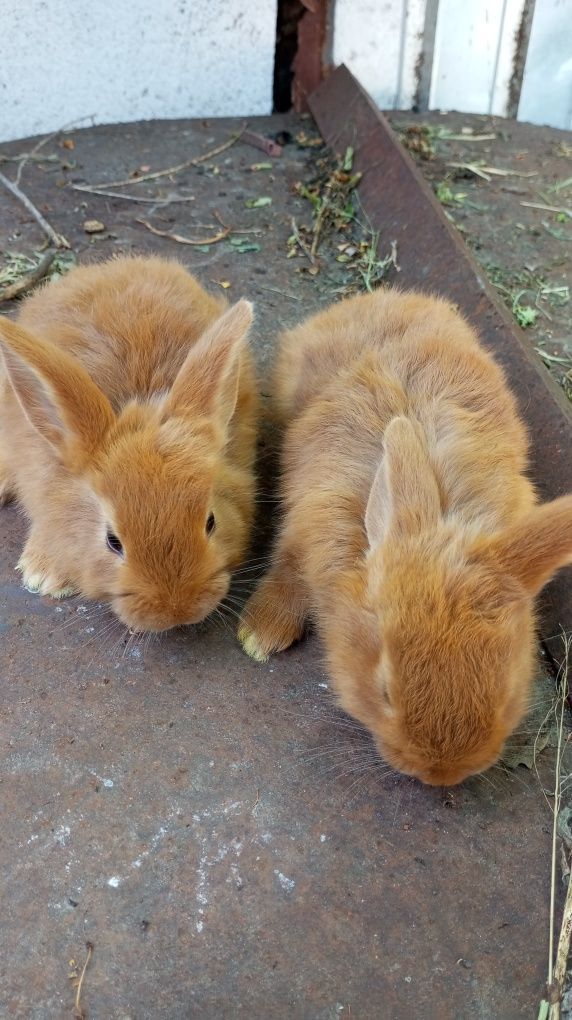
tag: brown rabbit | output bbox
[0,255,258,632]
[239,289,572,786]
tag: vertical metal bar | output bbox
[508,0,536,119]
[415,0,440,112]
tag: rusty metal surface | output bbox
[0,115,560,1018]
[292,1,332,113]
[310,65,572,653]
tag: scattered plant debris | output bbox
[229,238,261,254]
[395,122,497,161]
[550,176,572,195]
[435,180,467,206]
[537,638,572,1020]
[390,111,571,404]
[288,146,399,295]
[0,249,75,302]
[295,130,323,149]
[398,124,436,160]
[447,160,537,182]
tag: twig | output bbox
[73,940,93,1020]
[539,636,572,1020]
[84,128,246,190]
[290,217,315,265]
[447,161,538,180]
[0,249,56,303]
[257,284,300,302]
[0,170,70,248]
[14,113,96,186]
[0,153,60,167]
[521,201,572,220]
[136,218,230,246]
[310,196,330,258]
[441,132,496,142]
[69,184,196,204]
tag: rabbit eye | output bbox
[106,530,124,556]
[206,512,216,536]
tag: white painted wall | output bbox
[519,0,572,130]
[331,0,571,130]
[0,0,277,143]
[0,0,570,144]
[429,0,527,115]
[332,0,426,109]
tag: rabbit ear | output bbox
[166,299,253,430]
[366,416,441,547]
[485,495,572,596]
[0,317,115,454]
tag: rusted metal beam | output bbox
[291,0,332,113]
[309,64,572,654]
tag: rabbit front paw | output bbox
[16,542,78,599]
[238,581,307,662]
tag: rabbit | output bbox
[0,255,258,633]
[239,288,572,786]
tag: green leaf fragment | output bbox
[245,196,272,208]
[514,304,538,328]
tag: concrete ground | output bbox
[0,113,564,1018]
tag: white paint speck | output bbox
[320,834,327,843]
[274,870,295,893]
[54,825,71,847]
[230,863,243,889]
[102,778,114,788]
[319,682,328,689]
[130,825,167,871]
[108,876,121,888]
[191,805,244,934]
[223,801,242,816]
[404,976,412,984]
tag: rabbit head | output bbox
[0,300,254,632]
[349,417,572,786]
